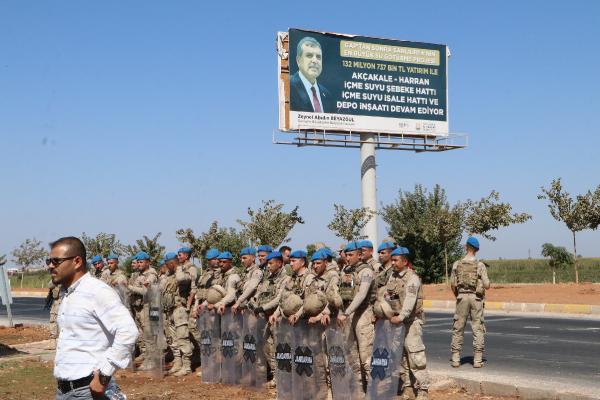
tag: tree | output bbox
[126,233,165,269]
[81,232,126,258]
[464,191,532,241]
[237,200,304,248]
[12,238,46,270]
[538,178,600,283]
[428,202,467,284]
[176,222,248,267]
[327,204,375,242]
[381,184,463,283]
[541,243,574,284]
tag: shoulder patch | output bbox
[407,284,417,295]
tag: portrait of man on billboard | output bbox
[290,36,335,113]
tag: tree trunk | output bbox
[572,231,579,284]
[552,269,556,285]
[444,245,449,285]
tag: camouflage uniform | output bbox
[233,263,263,310]
[48,281,62,340]
[195,267,221,310]
[107,268,128,305]
[273,268,312,320]
[249,267,290,381]
[366,257,383,274]
[339,261,376,393]
[450,255,490,367]
[214,267,241,309]
[128,267,158,366]
[181,260,201,344]
[163,264,193,376]
[380,268,430,396]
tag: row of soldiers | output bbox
[47,237,490,399]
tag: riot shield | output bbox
[240,311,267,389]
[325,325,357,400]
[198,309,221,383]
[291,319,322,400]
[366,320,404,399]
[114,285,134,371]
[275,319,294,400]
[145,284,166,378]
[220,308,242,385]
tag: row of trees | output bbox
[6,178,600,284]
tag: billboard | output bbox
[278,29,449,136]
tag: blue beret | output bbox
[257,245,273,253]
[344,241,361,252]
[106,253,119,261]
[91,255,103,264]
[359,240,373,249]
[290,250,307,259]
[178,247,192,254]
[164,252,178,261]
[311,250,327,261]
[136,251,150,261]
[205,248,220,260]
[320,247,334,258]
[218,251,233,260]
[159,258,165,266]
[240,247,256,256]
[391,247,410,257]
[266,251,283,261]
[377,242,396,252]
[467,236,480,250]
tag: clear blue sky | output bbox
[2,1,599,262]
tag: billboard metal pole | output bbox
[360,133,378,246]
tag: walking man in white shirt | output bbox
[48,236,138,399]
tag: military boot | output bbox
[173,356,192,376]
[473,351,484,368]
[415,389,429,400]
[401,385,415,400]
[451,352,460,368]
[168,356,182,375]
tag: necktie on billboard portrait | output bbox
[311,86,322,113]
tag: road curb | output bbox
[432,372,599,400]
[11,291,46,298]
[423,299,600,315]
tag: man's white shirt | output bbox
[54,273,138,380]
[298,71,323,112]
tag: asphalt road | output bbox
[2,299,599,393]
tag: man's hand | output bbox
[187,295,194,309]
[337,313,347,326]
[197,303,205,315]
[321,314,330,326]
[217,304,225,315]
[268,314,278,325]
[288,314,299,325]
[390,315,403,324]
[89,370,108,396]
[207,303,214,311]
[231,304,239,314]
[308,316,320,324]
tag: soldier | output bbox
[248,251,291,387]
[336,244,347,271]
[46,280,62,350]
[374,241,397,291]
[215,252,242,315]
[269,250,312,325]
[450,237,490,369]
[374,247,430,400]
[193,248,221,315]
[256,245,273,270]
[178,247,201,352]
[231,247,263,313]
[90,255,110,282]
[162,252,194,376]
[127,251,158,370]
[106,253,128,288]
[337,241,376,393]
[127,255,144,362]
[279,245,293,276]
[360,240,382,274]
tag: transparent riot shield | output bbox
[325,325,357,400]
[275,319,294,400]
[240,311,267,388]
[115,285,134,371]
[145,284,166,378]
[292,319,322,400]
[198,309,221,383]
[220,308,242,385]
[366,320,405,399]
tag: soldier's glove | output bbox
[254,306,264,315]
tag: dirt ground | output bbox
[0,359,516,400]
[425,283,600,305]
[0,325,50,345]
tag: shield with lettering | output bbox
[275,319,294,399]
[220,308,243,384]
[325,325,360,399]
[145,283,166,378]
[240,311,267,389]
[291,319,323,400]
[366,319,404,399]
[198,309,222,384]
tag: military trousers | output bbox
[400,318,430,391]
[170,305,193,360]
[451,293,486,353]
[344,306,374,394]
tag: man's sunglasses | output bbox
[45,256,78,267]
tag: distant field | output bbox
[484,258,600,283]
[9,270,51,289]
